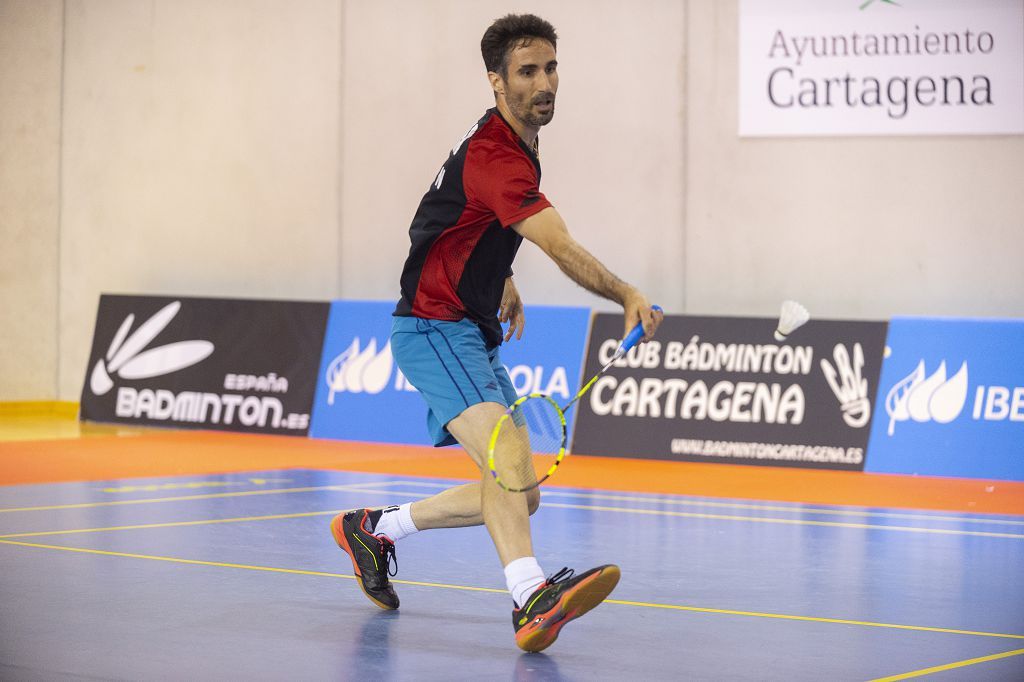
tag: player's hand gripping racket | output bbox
[487,306,662,492]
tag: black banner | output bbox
[571,314,888,471]
[80,295,329,436]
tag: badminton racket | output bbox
[487,305,662,492]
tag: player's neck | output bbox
[496,99,539,148]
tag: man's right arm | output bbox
[511,206,662,340]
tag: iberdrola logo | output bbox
[884,360,969,436]
[325,338,394,402]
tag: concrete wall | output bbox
[0,0,342,400]
[55,0,342,398]
[338,0,686,315]
[1,0,1021,401]
[684,2,1024,318]
[0,0,63,399]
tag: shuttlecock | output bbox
[774,300,809,341]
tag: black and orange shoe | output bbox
[512,565,620,653]
[329,509,399,610]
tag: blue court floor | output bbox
[1,468,1023,680]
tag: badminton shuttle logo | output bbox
[89,301,215,396]
[820,343,872,428]
[325,338,399,402]
[884,360,969,435]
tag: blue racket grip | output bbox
[618,305,662,354]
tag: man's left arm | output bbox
[500,276,525,342]
[512,206,662,341]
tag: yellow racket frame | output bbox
[486,304,661,492]
[487,393,568,492]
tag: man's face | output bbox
[496,39,558,128]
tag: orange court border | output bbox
[1,406,1021,516]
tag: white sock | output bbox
[373,503,419,542]
[505,556,546,608]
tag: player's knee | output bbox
[526,488,541,515]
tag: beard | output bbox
[507,91,556,127]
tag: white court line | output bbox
[6,478,1021,527]
[2,494,1022,540]
[537,502,1024,539]
[3,477,1022,538]
[380,480,1024,527]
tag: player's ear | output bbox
[487,71,505,97]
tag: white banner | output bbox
[739,0,1024,136]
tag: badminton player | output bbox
[331,13,663,652]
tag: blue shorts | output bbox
[391,316,518,447]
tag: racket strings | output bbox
[517,397,565,455]
[492,396,566,492]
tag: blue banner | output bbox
[309,301,591,446]
[865,317,1024,481]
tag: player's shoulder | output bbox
[465,109,533,166]
[444,109,508,164]
[473,108,509,139]
[465,110,517,149]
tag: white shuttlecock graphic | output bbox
[89,301,214,396]
[774,300,810,341]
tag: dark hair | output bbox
[480,14,558,77]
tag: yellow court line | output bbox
[0,489,434,539]
[387,480,1024,527]
[2,538,1023,642]
[4,497,1023,541]
[540,502,1024,539]
[0,483,426,513]
[0,511,341,539]
[5,478,1023,536]
[607,599,1024,641]
[0,539,504,593]
[870,647,1024,680]
[0,486,335,512]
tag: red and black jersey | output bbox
[393,108,553,348]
